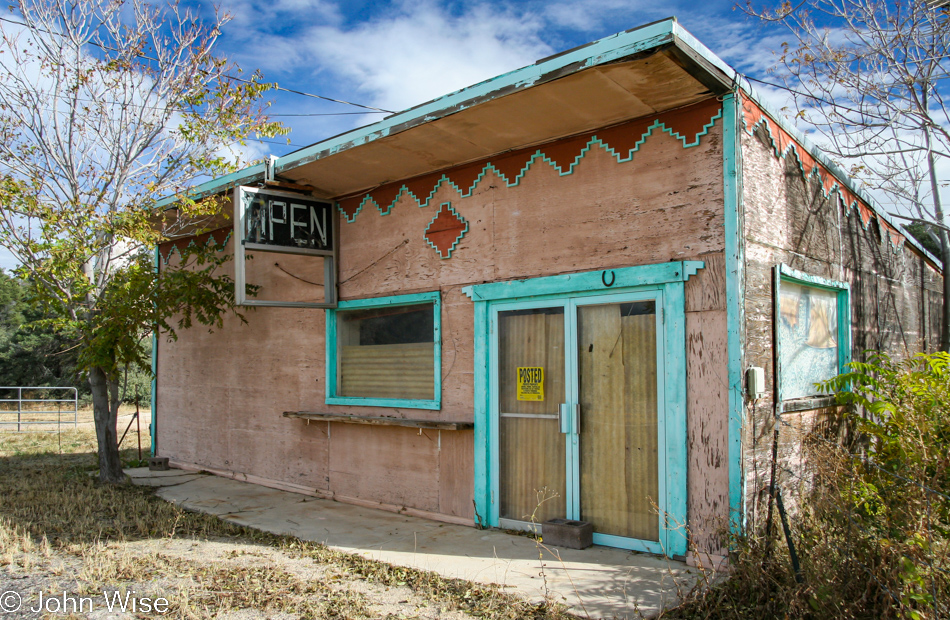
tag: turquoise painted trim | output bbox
[778,264,851,293]
[161,18,740,213]
[775,264,852,407]
[661,281,688,557]
[474,264,695,557]
[151,246,159,457]
[424,202,469,259]
[722,93,746,531]
[593,532,664,555]
[325,291,442,410]
[153,163,266,210]
[472,299,491,527]
[340,115,723,221]
[774,266,784,406]
[462,261,704,302]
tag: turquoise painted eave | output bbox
[155,17,741,209]
[276,20,679,175]
[154,163,266,210]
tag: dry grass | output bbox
[0,403,147,430]
[0,429,572,619]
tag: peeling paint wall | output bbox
[740,121,944,530]
[156,101,730,553]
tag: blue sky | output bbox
[210,0,791,159]
[0,1,805,272]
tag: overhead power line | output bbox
[0,15,395,114]
[742,75,894,123]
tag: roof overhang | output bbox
[158,17,735,209]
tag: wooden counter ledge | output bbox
[283,411,474,431]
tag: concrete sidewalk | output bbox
[128,468,698,619]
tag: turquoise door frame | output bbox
[463,261,703,557]
[489,288,668,553]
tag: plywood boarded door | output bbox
[497,307,566,524]
[492,293,665,550]
[576,300,660,542]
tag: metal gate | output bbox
[0,387,79,431]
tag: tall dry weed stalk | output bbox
[666,352,949,619]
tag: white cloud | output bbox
[224,1,554,112]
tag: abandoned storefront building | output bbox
[153,18,944,562]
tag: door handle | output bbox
[559,403,580,434]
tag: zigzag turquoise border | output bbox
[160,230,232,265]
[743,113,903,252]
[336,110,724,223]
[424,202,468,259]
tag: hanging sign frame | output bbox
[233,185,338,308]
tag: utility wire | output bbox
[743,74,903,123]
[0,14,395,114]
[6,93,387,119]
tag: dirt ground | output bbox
[0,429,569,619]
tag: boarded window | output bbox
[336,303,435,401]
[779,281,841,400]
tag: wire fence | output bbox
[0,387,78,432]
[763,410,949,618]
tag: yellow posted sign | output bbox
[516,367,544,401]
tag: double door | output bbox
[491,291,666,551]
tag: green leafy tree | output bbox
[0,270,80,391]
[0,0,285,482]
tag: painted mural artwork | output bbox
[779,282,839,400]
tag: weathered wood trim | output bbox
[151,245,159,458]
[283,411,473,431]
[472,299,491,528]
[774,264,851,407]
[661,281,689,557]
[781,396,839,414]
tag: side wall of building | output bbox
[739,100,944,528]
[156,99,732,552]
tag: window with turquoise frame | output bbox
[325,291,441,409]
[776,265,851,402]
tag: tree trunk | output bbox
[89,365,126,483]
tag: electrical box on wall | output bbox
[746,366,766,399]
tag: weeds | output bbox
[666,352,950,620]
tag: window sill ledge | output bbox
[283,411,474,431]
